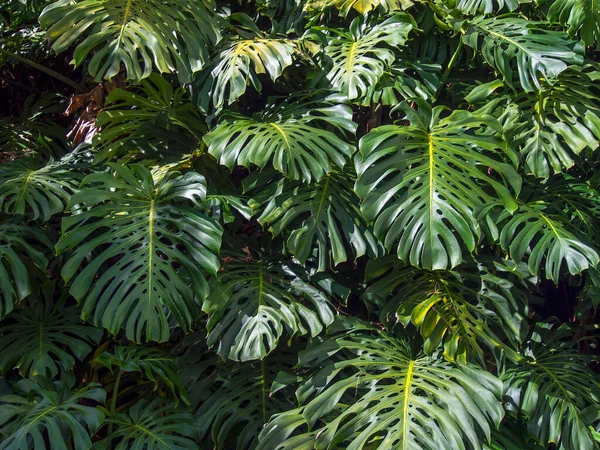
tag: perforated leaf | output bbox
[56,164,222,342]
[355,100,521,270]
[305,0,412,16]
[548,0,600,49]
[39,0,220,82]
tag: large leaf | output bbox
[0,379,105,450]
[467,67,600,178]
[93,74,205,164]
[39,0,220,82]
[94,346,188,403]
[456,0,521,15]
[355,100,521,270]
[95,399,196,450]
[463,17,584,92]
[547,0,600,49]
[181,344,298,450]
[304,0,413,16]
[0,157,82,222]
[203,257,336,361]
[0,291,102,379]
[56,164,222,342]
[0,221,51,319]
[363,257,529,363]
[197,38,297,110]
[245,168,379,270]
[204,95,356,182]
[322,14,413,100]
[482,201,600,282]
[501,323,600,450]
[258,321,504,450]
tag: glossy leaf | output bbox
[548,0,600,49]
[56,164,222,342]
[355,100,521,270]
[203,258,335,361]
[305,0,413,16]
[205,96,355,183]
[39,0,220,82]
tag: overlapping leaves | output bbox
[56,164,222,342]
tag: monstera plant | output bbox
[1,0,600,448]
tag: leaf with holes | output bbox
[0,289,102,378]
[323,14,413,100]
[204,95,355,183]
[305,0,413,16]
[363,257,529,363]
[258,321,504,450]
[463,17,584,92]
[548,0,600,49]
[0,157,82,222]
[56,164,222,342]
[355,99,521,270]
[39,0,220,82]
[203,258,335,361]
[246,168,379,271]
[0,379,105,450]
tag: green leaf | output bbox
[205,95,356,182]
[56,164,222,342]
[197,38,297,110]
[0,157,82,222]
[94,346,189,404]
[258,321,504,450]
[246,168,380,271]
[456,0,521,15]
[39,0,220,82]
[0,221,51,319]
[547,0,600,49]
[0,379,105,450]
[489,202,600,282]
[95,399,196,450]
[93,74,206,164]
[0,290,102,379]
[323,14,413,100]
[463,17,584,92]
[502,323,600,450]
[355,99,521,270]
[304,0,413,16]
[203,257,335,361]
[363,257,529,363]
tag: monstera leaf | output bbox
[245,168,379,270]
[467,67,600,178]
[463,17,584,91]
[182,347,298,449]
[502,323,600,450]
[39,0,220,82]
[363,257,529,363]
[355,100,521,270]
[93,74,205,163]
[305,0,412,16]
[0,221,51,318]
[258,321,504,450]
[456,0,521,15]
[0,291,102,378]
[322,14,413,100]
[204,96,355,182]
[56,164,222,342]
[483,201,600,282]
[203,257,336,361]
[94,346,188,403]
[197,38,297,110]
[95,399,196,450]
[0,379,105,450]
[0,157,82,221]
[547,0,600,49]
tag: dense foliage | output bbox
[1,0,600,448]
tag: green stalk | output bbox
[0,49,86,93]
[107,369,122,435]
[438,38,465,94]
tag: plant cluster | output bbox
[1,0,600,449]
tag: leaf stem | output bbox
[0,49,86,93]
[438,38,464,94]
[107,369,122,435]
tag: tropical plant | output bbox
[1,0,600,448]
